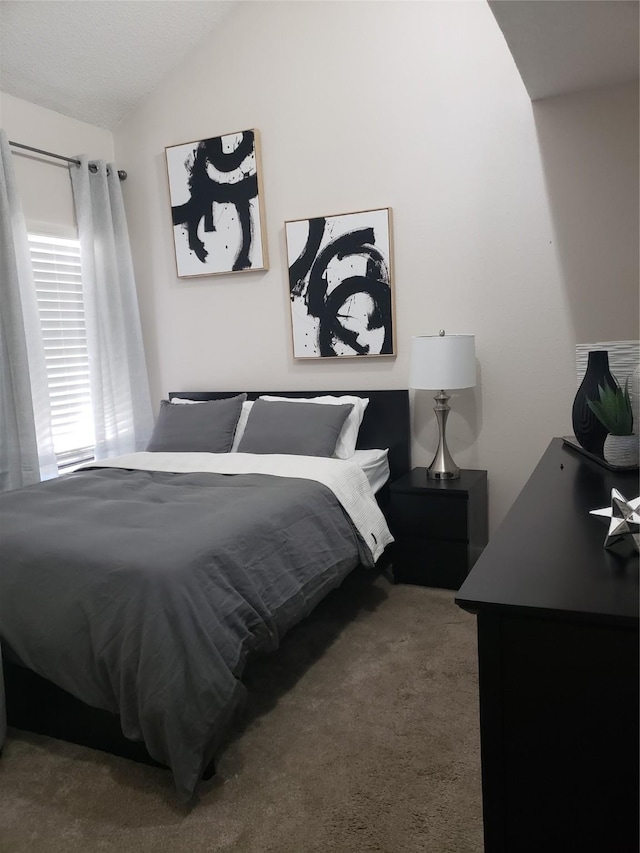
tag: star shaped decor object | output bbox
[590,489,640,552]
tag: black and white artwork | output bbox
[285,208,395,358]
[166,129,267,277]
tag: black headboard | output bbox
[168,389,410,485]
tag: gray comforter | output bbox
[0,466,369,800]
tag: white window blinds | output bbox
[28,233,95,469]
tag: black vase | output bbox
[571,350,615,458]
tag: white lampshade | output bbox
[410,333,476,390]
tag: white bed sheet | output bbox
[351,448,390,494]
[88,452,394,562]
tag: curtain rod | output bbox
[8,140,127,180]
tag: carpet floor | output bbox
[0,569,483,853]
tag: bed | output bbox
[0,389,409,802]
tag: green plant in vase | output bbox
[587,378,638,467]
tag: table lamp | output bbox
[409,331,476,479]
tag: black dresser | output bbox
[456,438,639,853]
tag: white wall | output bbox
[532,81,639,345]
[0,92,114,231]
[4,2,636,535]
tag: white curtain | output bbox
[70,157,153,459]
[0,129,57,492]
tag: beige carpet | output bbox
[0,569,483,853]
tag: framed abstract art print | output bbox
[285,207,395,359]
[165,128,268,277]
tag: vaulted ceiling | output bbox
[488,0,639,100]
[0,0,238,129]
[0,1,638,132]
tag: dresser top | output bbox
[456,438,639,626]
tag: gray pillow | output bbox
[146,394,247,452]
[237,399,353,457]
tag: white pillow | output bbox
[258,395,369,459]
[230,401,254,451]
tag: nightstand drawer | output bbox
[389,492,468,541]
[392,538,470,589]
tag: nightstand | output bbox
[388,467,488,589]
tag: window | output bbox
[28,233,95,470]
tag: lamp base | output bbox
[427,466,460,480]
[427,390,461,480]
